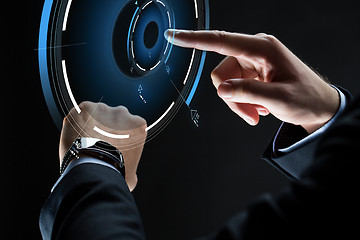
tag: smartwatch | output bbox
[60,137,125,177]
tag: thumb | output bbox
[217,79,282,108]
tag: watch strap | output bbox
[60,138,125,177]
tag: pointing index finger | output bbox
[164,29,266,58]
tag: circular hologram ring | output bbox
[128,0,174,75]
[113,0,174,77]
[39,0,209,142]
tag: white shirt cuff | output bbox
[274,85,347,154]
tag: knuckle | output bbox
[256,33,280,53]
[255,32,267,37]
[213,30,226,52]
[255,33,281,66]
[264,34,278,43]
[113,106,131,122]
[97,102,109,111]
[257,33,279,44]
[62,115,69,126]
[78,101,91,110]
[211,68,220,80]
[115,105,129,114]
[213,30,225,39]
[133,115,147,126]
[78,102,84,110]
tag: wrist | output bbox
[60,138,125,177]
[301,85,340,134]
[302,122,327,135]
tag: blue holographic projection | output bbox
[39,0,209,139]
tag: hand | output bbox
[60,101,147,191]
[165,30,340,133]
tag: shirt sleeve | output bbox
[262,85,351,181]
[197,92,360,240]
[273,85,347,156]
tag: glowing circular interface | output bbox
[39,0,209,142]
[113,0,175,77]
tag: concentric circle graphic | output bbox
[39,0,209,142]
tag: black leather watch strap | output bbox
[60,139,125,177]
[77,148,125,177]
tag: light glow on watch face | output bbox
[39,0,209,144]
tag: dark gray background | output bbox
[3,0,359,239]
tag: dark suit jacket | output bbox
[40,93,360,240]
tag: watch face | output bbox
[39,0,209,142]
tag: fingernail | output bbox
[245,117,256,126]
[164,29,188,45]
[218,82,233,99]
[164,29,174,41]
[257,107,269,116]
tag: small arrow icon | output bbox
[191,109,200,127]
[138,84,143,93]
[137,84,146,103]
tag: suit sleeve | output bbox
[262,86,352,181]
[39,163,146,240]
[196,94,360,240]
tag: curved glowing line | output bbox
[93,126,130,139]
[127,7,140,62]
[185,0,209,106]
[157,0,166,7]
[166,10,171,27]
[183,49,196,84]
[62,60,81,114]
[39,0,63,129]
[142,1,152,10]
[146,102,175,132]
[194,0,198,18]
[62,0,73,31]
[150,61,161,70]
